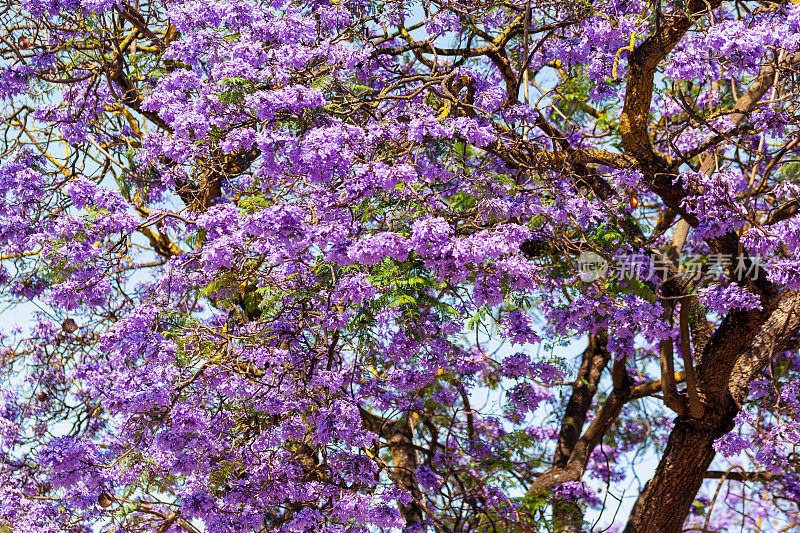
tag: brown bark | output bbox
[617,2,800,527]
[623,403,736,533]
[552,332,611,469]
[388,421,426,528]
[687,297,712,364]
[550,332,611,530]
[509,4,800,526]
[679,302,704,419]
[620,0,725,229]
[529,353,631,493]
[360,409,426,529]
[625,291,800,532]
[659,299,687,417]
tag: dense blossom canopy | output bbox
[2,0,800,531]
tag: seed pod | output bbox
[629,194,640,210]
[18,36,30,49]
[62,318,78,333]
[98,493,113,508]
[37,391,48,402]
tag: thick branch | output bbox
[729,290,800,405]
[660,221,692,415]
[679,301,704,418]
[552,332,611,469]
[551,331,611,529]
[626,290,800,532]
[528,354,631,492]
[621,0,723,169]
[360,409,425,528]
[659,328,687,416]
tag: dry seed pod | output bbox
[62,318,78,333]
[18,36,30,49]
[98,493,113,508]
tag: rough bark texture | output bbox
[529,352,631,493]
[551,332,610,529]
[623,406,736,533]
[552,332,611,469]
[388,421,426,528]
[615,1,800,529]
[360,409,426,529]
[625,292,800,532]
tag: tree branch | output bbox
[679,300,704,418]
[729,290,800,406]
[528,353,631,492]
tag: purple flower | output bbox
[552,481,603,508]
[713,432,752,458]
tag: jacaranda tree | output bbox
[2,0,800,531]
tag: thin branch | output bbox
[679,300,704,418]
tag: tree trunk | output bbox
[623,307,755,533]
[623,407,735,533]
[360,409,426,530]
[625,291,800,532]
[389,420,426,529]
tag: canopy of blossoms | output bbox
[1,1,800,532]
